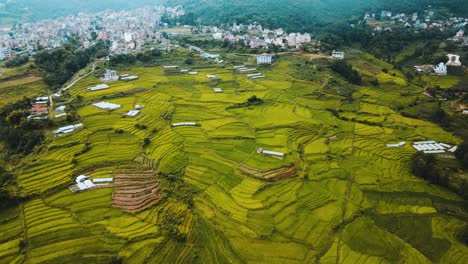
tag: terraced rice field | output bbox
[112,169,163,213]
[1,55,467,263]
[0,64,49,108]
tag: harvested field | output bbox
[112,170,163,213]
[238,163,298,181]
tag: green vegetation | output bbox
[455,141,468,169]
[0,64,49,108]
[34,41,109,89]
[0,98,49,156]
[227,95,264,109]
[0,43,467,263]
[4,55,29,68]
[330,60,362,85]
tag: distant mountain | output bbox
[1,0,467,31]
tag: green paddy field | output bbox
[0,53,467,263]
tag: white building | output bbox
[257,148,284,158]
[101,69,119,82]
[332,50,345,60]
[93,102,121,110]
[257,54,273,65]
[172,122,198,127]
[87,84,110,91]
[53,123,84,134]
[212,32,223,40]
[446,54,462,66]
[126,110,140,117]
[434,62,447,75]
[75,175,96,191]
[386,142,406,148]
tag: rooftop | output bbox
[93,102,121,110]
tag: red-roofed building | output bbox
[31,104,48,113]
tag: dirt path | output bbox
[49,62,96,110]
[335,122,357,264]
[19,203,30,263]
[61,62,96,92]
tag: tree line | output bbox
[4,55,29,68]
[0,98,51,157]
[412,142,468,199]
[34,40,109,89]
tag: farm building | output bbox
[202,53,220,59]
[74,175,96,191]
[247,73,265,79]
[92,178,113,183]
[54,105,66,111]
[126,110,140,117]
[257,54,273,65]
[213,88,223,93]
[164,65,180,74]
[93,102,122,110]
[448,146,458,153]
[121,75,139,81]
[332,50,345,60]
[172,122,198,127]
[87,84,110,91]
[257,148,285,158]
[54,123,84,135]
[251,75,265,79]
[386,141,406,148]
[206,74,219,79]
[412,141,456,154]
[188,72,198,75]
[36,96,49,102]
[238,68,257,73]
[54,113,67,119]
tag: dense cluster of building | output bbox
[211,23,312,49]
[363,9,467,44]
[0,6,186,60]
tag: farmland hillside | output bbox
[0,48,467,263]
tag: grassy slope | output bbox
[0,63,49,108]
[0,50,467,263]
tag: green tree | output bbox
[455,141,468,168]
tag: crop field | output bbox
[1,53,467,263]
[0,64,49,107]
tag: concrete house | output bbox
[434,62,447,75]
[257,54,273,65]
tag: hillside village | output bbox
[362,9,467,45]
[210,23,312,49]
[0,6,185,59]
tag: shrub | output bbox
[330,60,361,85]
[5,55,29,68]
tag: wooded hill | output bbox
[1,0,467,32]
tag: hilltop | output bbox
[1,0,467,30]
